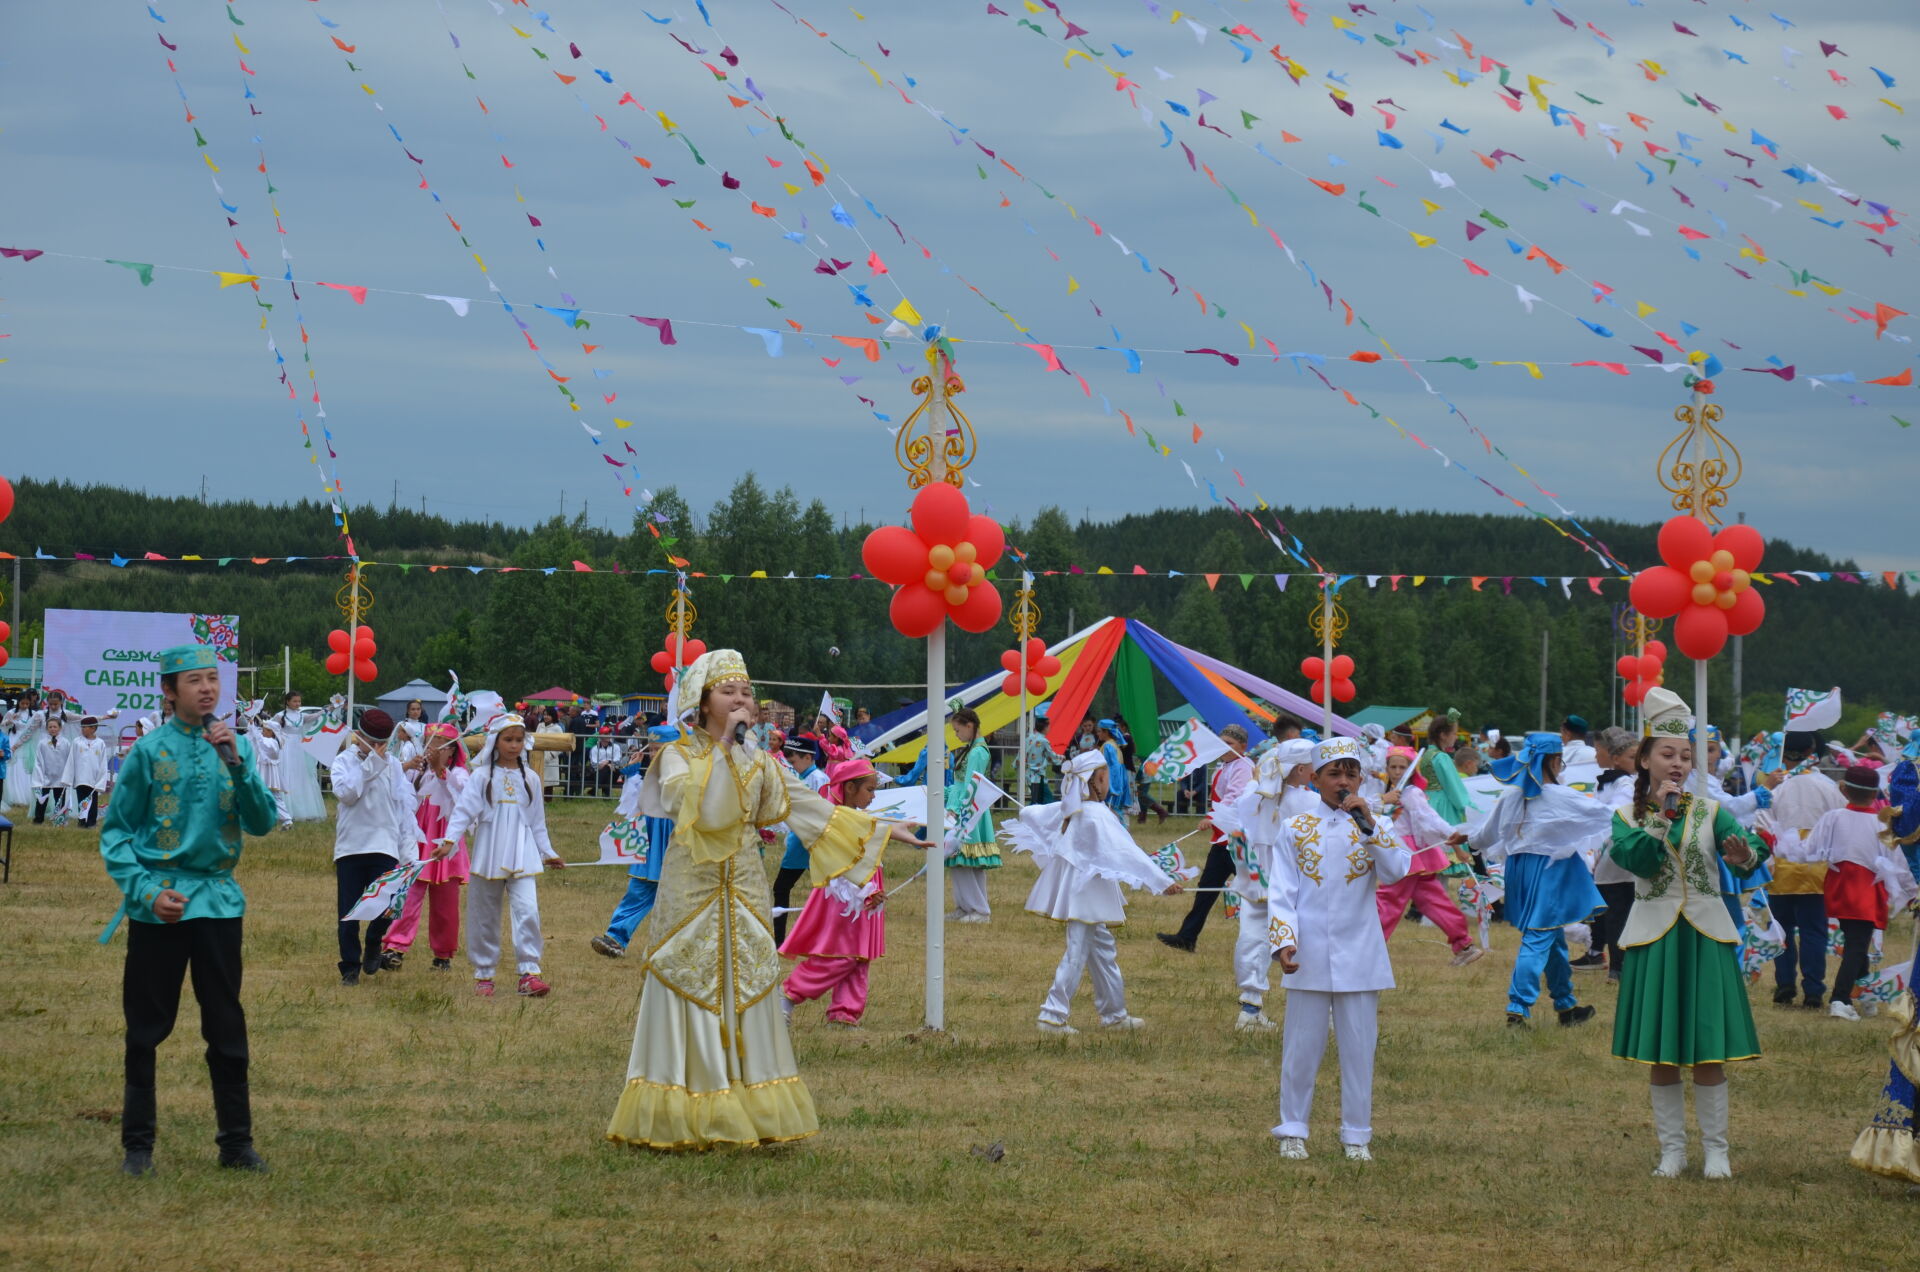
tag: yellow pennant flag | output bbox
[892,298,923,326]
[1066,276,1079,294]
[1413,575,1427,586]
[1492,360,1543,379]
[614,418,635,429]
[215,271,259,288]
[1635,301,1657,318]
[1240,322,1256,350]
[1409,232,1436,248]
[1421,199,1441,216]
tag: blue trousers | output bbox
[1507,926,1577,1017]
[1770,892,1828,998]
[604,876,659,949]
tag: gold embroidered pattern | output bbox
[153,756,179,786]
[157,828,181,853]
[729,893,781,1008]
[153,794,181,820]
[647,896,725,1014]
[1344,843,1375,883]
[1267,916,1296,948]
[1288,813,1324,884]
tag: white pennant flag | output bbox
[342,860,425,922]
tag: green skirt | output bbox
[1612,921,1761,1068]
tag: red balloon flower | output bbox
[999,637,1062,698]
[0,474,14,526]
[1615,639,1669,707]
[649,633,708,691]
[861,483,1005,637]
[325,627,379,682]
[1628,517,1766,661]
[1301,654,1357,705]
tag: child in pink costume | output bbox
[1374,747,1479,965]
[382,723,470,971]
[780,757,893,1028]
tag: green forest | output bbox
[2,475,1912,741]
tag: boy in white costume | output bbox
[1211,737,1317,1031]
[1266,737,1413,1161]
[62,715,115,829]
[1004,750,1182,1035]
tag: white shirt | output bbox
[442,763,556,879]
[329,745,418,863]
[1759,771,1844,863]
[62,735,112,790]
[1704,773,1764,827]
[1265,802,1412,993]
[590,741,622,767]
[1590,772,1641,885]
[1472,784,1615,864]
[32,734,69,787]
[1807,806,1919,910]
[1391,785,1454,851]
[1218,784,1318,901]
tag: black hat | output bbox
[359,708,396,742]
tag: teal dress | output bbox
[1609,799,1769,1068]
[99,717,278,937]
[945,741,1000,870]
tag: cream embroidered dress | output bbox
[606,730,890,1150]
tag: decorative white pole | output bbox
[1688,392,1711,799]
[345,563,361,723]
[923,361,950,1033]
[1320,577,1334,736]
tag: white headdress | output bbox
[1311,736,1363,771]
[1059,749,1106,820]
[1641,687,1693,740]
[675,649,750,722]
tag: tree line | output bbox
[3,475,1911,741]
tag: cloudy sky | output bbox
[4,0,1914,569]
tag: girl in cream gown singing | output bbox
[606,650,927,1151]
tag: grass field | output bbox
[1,802,1912,1271]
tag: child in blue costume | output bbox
[591,725,681,959]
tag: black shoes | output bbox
[1505,1012,1530,1029]
[431,957,453,972]
[219,1147,269,1173]
[1570,951,1605,970]
[120,1149,155,1177]
[340,968,360,986]
[1558,1005,1597,1027]
[380,950,404,971]
[1803,993,1824,1009]
[1156,933,1196,952]
[1773,985,1797,1005]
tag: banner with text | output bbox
[43,609,241,718]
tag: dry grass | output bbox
[0,805,1912,1271]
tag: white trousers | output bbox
[950,866,992,917]
[1275,989,1379,1145]
[1039,921,1127,1025]
[1234,888,1270,1006]
[467,875,544,979]
[271,788,291,826]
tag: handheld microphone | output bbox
[733,721,750,747]
[1339,787,1375,836]
[1661,790,1682,819]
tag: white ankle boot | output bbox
[1696,1081,1731,1179]
[1650,1083,1687,1178]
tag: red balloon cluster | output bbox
[999,638,1062,698]
[326,625,378,683]
[1628,517,1766,662]
[1301,654,1357,704]
[1615,639,1669,707]
[0,474,13,526]
[861,484,1006,637]
[0,620,9,669]
[649,633,709,691]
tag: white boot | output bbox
[1649,1083,1687,1178]
[1696,1081,1732,1179]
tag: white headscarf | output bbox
[1253,737,1316,799]
[674,649,750,723]
[1059,749,1106,820]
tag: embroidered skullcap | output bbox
[159,645,218,675]
[1311,736,1363,771]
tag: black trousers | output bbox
[1591,881,1637,973]
[31,787,60,823]
[122,917,251,1152]
[1833,917,1877,1005]
[74,784,99,828]
[336,853,398,974]
[1169,843,1235,944]
[772,865,807,946]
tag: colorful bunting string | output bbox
[147,1,356,550]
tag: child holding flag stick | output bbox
[1005,751,1183,1035]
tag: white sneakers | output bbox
[1234,1010,1279,1032]
[1037,1020,1079,1036]
[1274,1136,1309,1160]
[1449,946,1487,968]
[1101,1015,1147,1031]
[1830,999,1862,1021]
[1343,1144,1373,1162]
[954,912,991,925]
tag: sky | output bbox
[3,0,1916,572]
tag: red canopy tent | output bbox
[524,686,584,704]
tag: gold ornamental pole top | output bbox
[896,343,975,491]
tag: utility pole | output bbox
[10,555,19,660]
[560,490,567,520]
[200,474,208,502]
[392,479,399,511]
[1538,628,1550,732]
